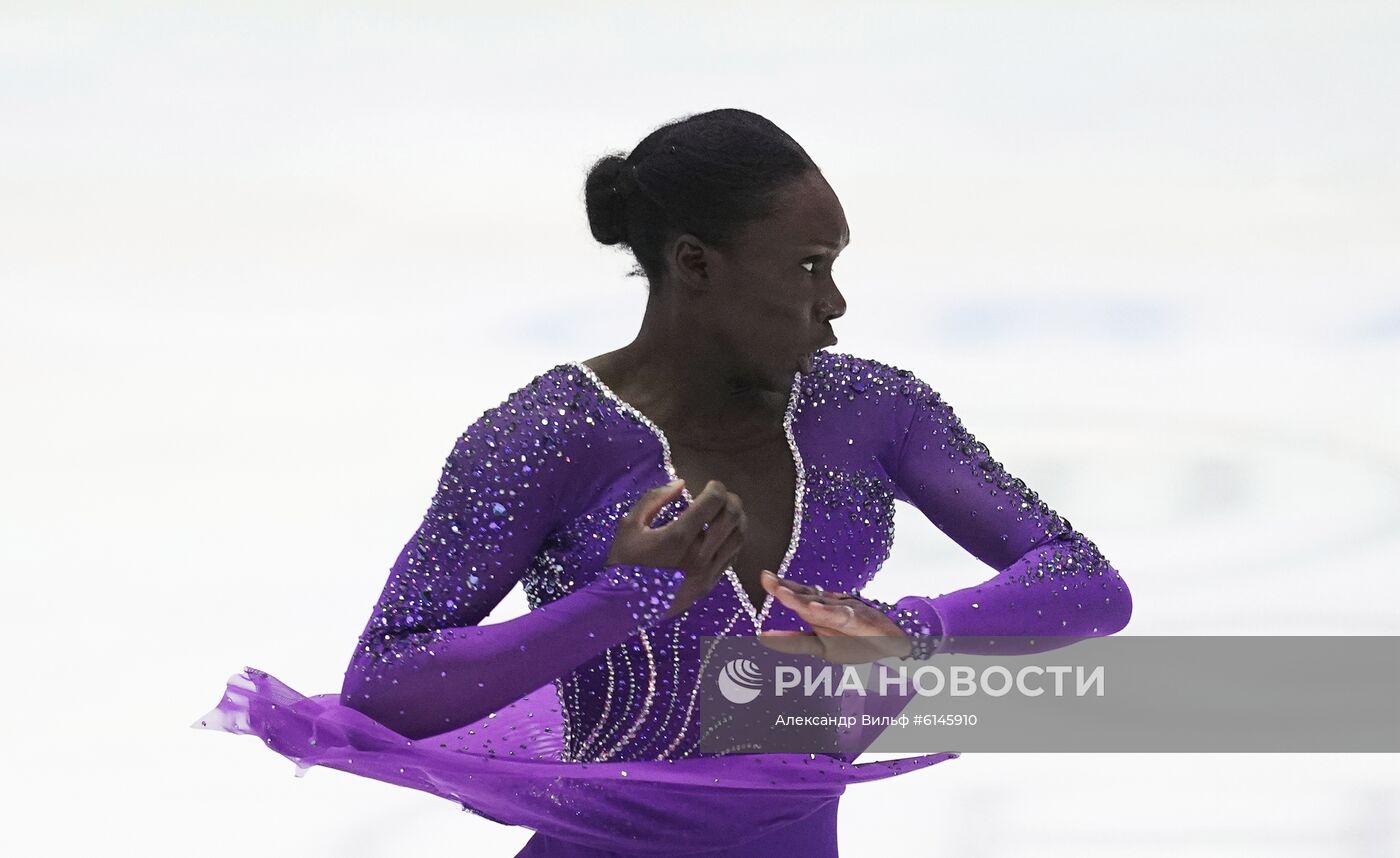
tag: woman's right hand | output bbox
[605,478,746,620]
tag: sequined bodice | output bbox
[522,360,899,762]
[344,350,1129,762]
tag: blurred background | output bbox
[3,1,1398,855]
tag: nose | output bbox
[818,284,846,323]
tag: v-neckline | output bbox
[567,359,806,634]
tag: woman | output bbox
[194,108,1132,856]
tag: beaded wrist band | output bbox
[850,593,938,661]
[889,607,937,661]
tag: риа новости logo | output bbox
[717,658,764,704]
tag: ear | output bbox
[668,233,713,291]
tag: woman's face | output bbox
[673,169,849,393]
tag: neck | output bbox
[595,300,788,444]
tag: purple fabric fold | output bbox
[193,667,958,854]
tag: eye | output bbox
[801,258,823,274]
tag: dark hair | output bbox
[583,108,819,286]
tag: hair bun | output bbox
[584,154,636,246]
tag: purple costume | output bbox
[194,351,1132,855]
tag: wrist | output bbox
[598,563,688,629]
[888,606,937,660]
[851,592,939,661]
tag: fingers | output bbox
[760,569,786,597]
[765,573,820,598]
[757,630,825,656]
[758,585,916,664]
[704,524,744,581]
[696,493,745,566]
[761,571,861,632]
[770,582,858,630]
[626,478,688,529]
[663,480,744,570]
[671,479,732,535]
[760,571,846,607]
[807,600,858,630]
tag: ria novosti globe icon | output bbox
[717,658,764,704]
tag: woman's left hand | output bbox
[756,570,912,664]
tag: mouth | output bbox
[797,335,838,374]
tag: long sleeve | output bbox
[882,372,1132,657]
[339,376,687,741]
